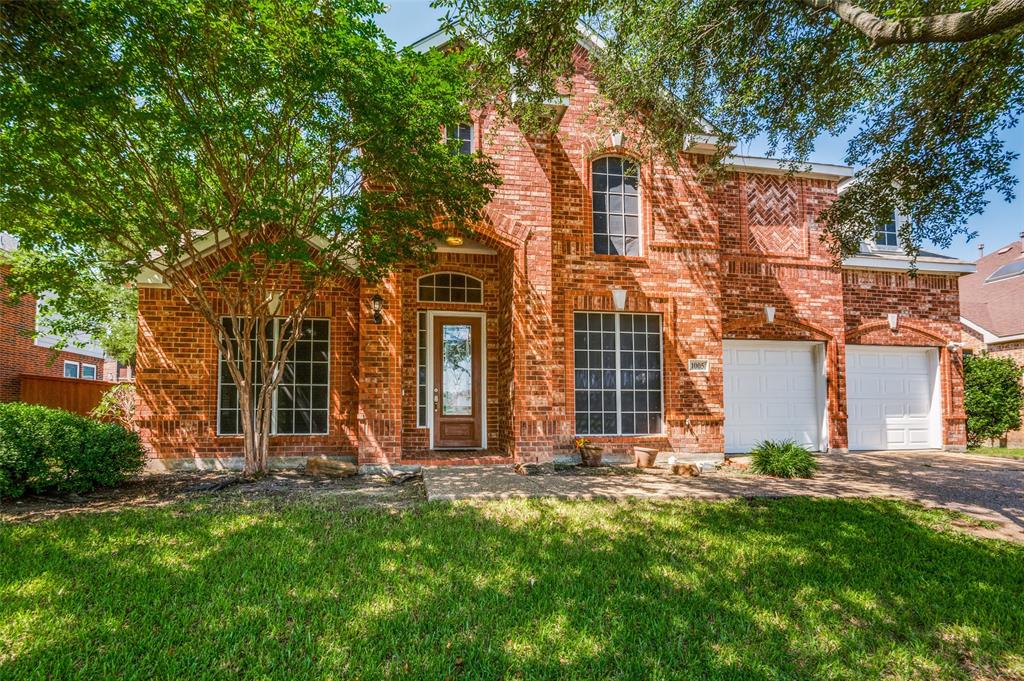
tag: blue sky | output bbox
[376,1,1023,262]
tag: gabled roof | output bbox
[409,23,854,181]
[959,237,1024,340]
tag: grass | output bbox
[2,497,1023,680]
[968,447,1024,460]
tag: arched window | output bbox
[418,272,483,303]
[592,156,640,256]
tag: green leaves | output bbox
[447,0,1022,256]
[964,353,1024,446]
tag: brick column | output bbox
[357,275,403,466]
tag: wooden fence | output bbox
[19,374,116,416]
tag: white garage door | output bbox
[846,346,941,450]
[723,341,825,454]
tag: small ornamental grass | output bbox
[748,439,818,478]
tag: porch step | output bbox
[404,455,515,467]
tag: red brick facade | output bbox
[136,48,968,467]
[1,265,110,403]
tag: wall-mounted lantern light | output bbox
[610,130,624,147]
[445,235,464,247]
[764,306,776,324]
[610,288,627,311]
[371,294,384,324]
[887,312,899,332]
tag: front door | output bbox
[432,316,483,449]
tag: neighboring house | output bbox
[959,234,1024,446]
[0,235,122,404]
[135,27,975,470]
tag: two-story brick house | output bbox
[135,29,974,470]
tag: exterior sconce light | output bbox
[266,291,283,315]
[445,235,464,247]
[371,294,384,324]
[610,130,624,147]
[611,288,627,311]
[887,313,899,332]
[764,306,776,324]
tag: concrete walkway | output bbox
[422,451,1024,542]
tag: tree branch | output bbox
[797,0,1024,46]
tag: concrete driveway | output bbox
[422,451,1024,542]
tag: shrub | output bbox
[0,402,144,499]
[91,383,136,430]
[748,439,818,478]
[964,353,1023,447]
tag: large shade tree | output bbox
[0,0,499,474]
[443,0,1023,258]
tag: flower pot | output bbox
[634,447,658,468]
[578,446,603,467]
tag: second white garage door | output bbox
[723,340,826,454]
[846,346,941,450]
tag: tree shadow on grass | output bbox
[1,497,1022,680]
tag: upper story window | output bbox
[592,157,640,256]
[875,213,898,248]
[446,123,473,155]
[418,272,483,303]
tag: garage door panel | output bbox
[847,346,939,451]
[724,341,823,454]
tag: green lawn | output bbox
[2,498,1022,680]
[968,447,1024,459]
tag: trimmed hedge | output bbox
[0,402,145,499]
[749,439,818,478]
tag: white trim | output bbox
[960,316,1024,344]
[135,231,355,287]
[81,363,97,380]
[63,360,79,379]
[723,155,854,181]
[842,255,975,274]
[426,310,488,450]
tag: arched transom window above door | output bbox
[592,156,640,256]
[418,272,483,303]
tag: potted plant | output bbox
[574,437,603,467]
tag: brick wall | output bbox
[136,267,361,462]
[1,265,109,403]
[134,46,968,464]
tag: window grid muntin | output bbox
[573,312,663,436]
[447,123,473,155]
[875,215,898,247]
[418,272,483,304]
[592,156,640,256]
[417,311,428,427]
[217,318,329,436]
[617,314,663,435]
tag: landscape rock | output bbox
[306,458,357,478]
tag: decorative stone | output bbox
[306,457,357,477]
[671,463,701,477]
